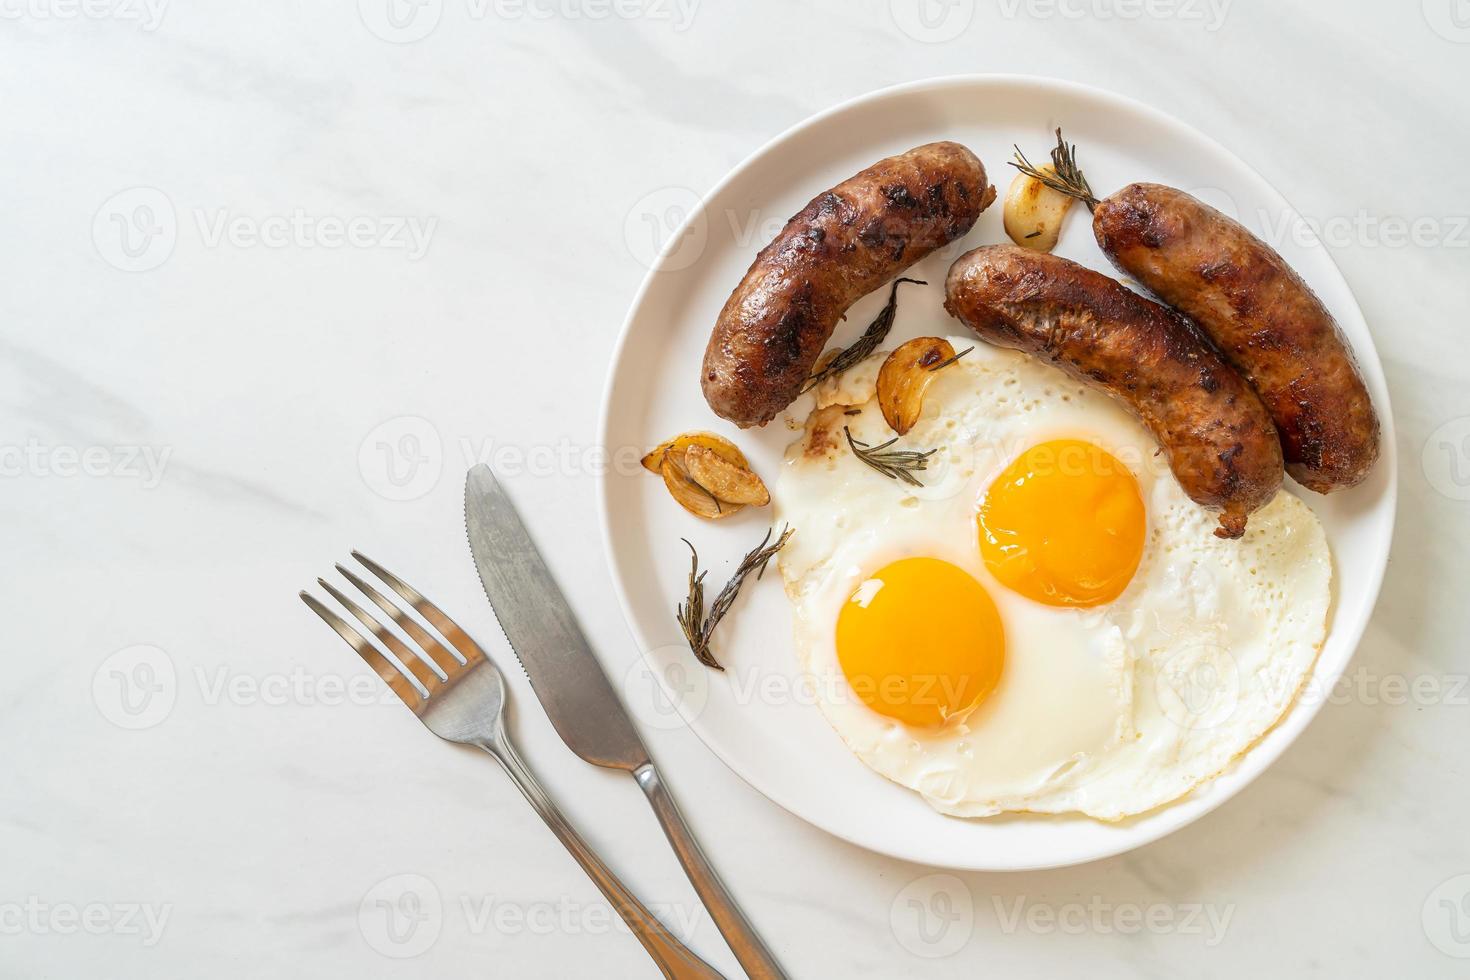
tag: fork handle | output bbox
[482,736,727,980]
[635,763,789,980]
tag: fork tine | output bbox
[317,579,441,696]
[352,551,486,665]
[299,591,423,707]
[336,564,465,678]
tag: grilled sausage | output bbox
[702,142,995,427]
[944,245,1283,539]
[1093,183,1380,493]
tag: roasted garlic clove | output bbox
[646,430,768,518]
[660,450,742,520]
[685,445,770,506]
[1003,164,1077,252]
[877,337,956,435]
[641,431,749,475]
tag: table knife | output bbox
[464,463,788,980]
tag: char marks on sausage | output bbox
[702,142,995,428]
[944,244,1283,539]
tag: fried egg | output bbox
[775,339,1331,819]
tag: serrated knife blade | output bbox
[464,463,650,771]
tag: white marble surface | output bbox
[4,1,1468,976]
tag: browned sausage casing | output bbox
[944,244,1283,539]
[702,142,995,427]
[1094,183,1380,493]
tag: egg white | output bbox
[774,340,1332,820]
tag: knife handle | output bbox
[635,763,789,980]
[483,736,727,980]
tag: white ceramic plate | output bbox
[597,75,1397,870]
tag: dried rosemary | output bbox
[801,277,926,393]
[676,525,794,671]
[844,426,935,488]
[1010,128,1099,211]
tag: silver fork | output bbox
[300,552,726,980]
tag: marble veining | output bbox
[3,1,1468,976]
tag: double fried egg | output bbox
[776,340,1331,820]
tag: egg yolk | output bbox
[977,439,1145,607]
[836,557,1005,728]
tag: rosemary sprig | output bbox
[801,277,925,393]
[928,345,974,373]
[676,525,795,671]
[1010,127,1099,211]
[844,426,936,487]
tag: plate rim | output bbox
[595,73,1398,870]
